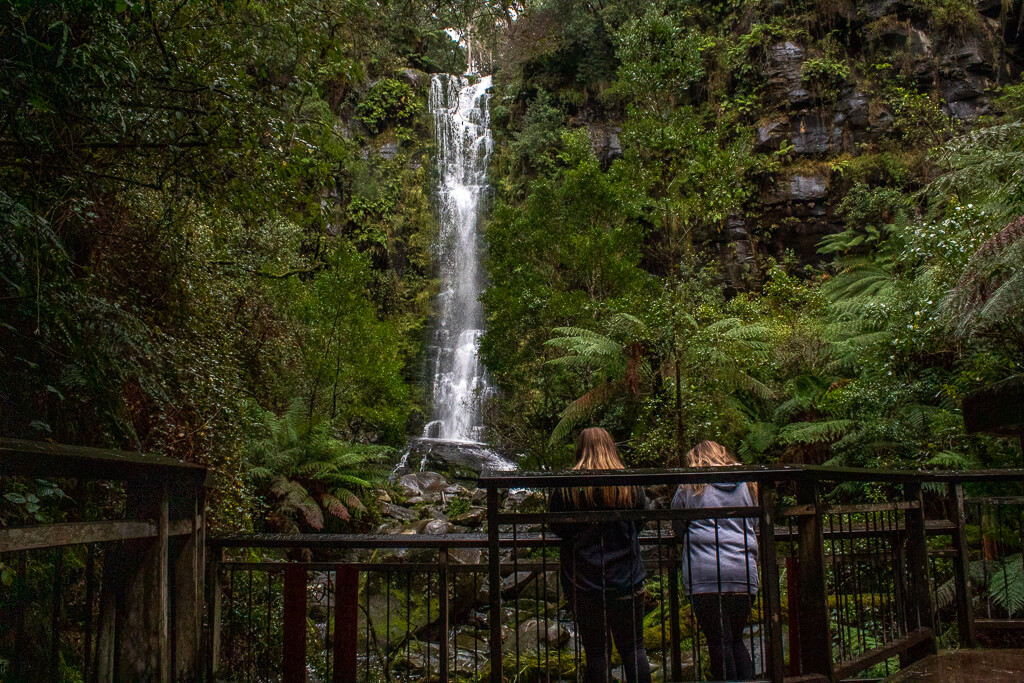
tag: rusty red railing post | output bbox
[333,564,359,683]
[283,565,307,683]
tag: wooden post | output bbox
[170,477,203,681]
[439,548,450,682]
[795,480,834,680]
[758,482,786,683]
[487,485,503,683]
[333,565,358,683]
[950,483,977,648]
[98,474,171,682]
[903,483,937,663]
[283,565,307,683]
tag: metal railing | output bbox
[206,465,1024,682]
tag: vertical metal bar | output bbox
[247,569,254,680]
[668,541,682,682]
[541,514,550,680]
[207,548,223,681]
[84,543,96,682]
[439,550,450,682]
[364,571,371,683]
[17,550,27,678]
[950,483,977,648]
[333,565,358,683]
[758,482,785,683]
[405,570,412,683]
[283,565,307,683]
[158,479,170,683]
[266,568,273,679]
[426,570,432,681]
[512,522,520,677]
[486,485,502,683]
[786,556,801,676]
[51,546,63,683]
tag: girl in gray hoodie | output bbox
[671,441,759,681]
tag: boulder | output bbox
[423,505,449,521]
[398,471,449,500]
[378,141,399,160]
[421,519,454,535]
[515,618,570,651]
[449,547,483,565]
[381,502,417,522]
[503,490,547,513]
[399,67,430,90]
[452,507,486,527]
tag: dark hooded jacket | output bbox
[671,482,759,595]
[549,486,647,594]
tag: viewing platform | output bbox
[3,437,1024,682]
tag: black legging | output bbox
[572,589,652,683]
[691,593,754,681]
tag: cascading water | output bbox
[403,73,513,474]
[423,73,493,443]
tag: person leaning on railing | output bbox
[548,427,652,683]
[672,440,760,682]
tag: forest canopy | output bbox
[2,0,1024,532]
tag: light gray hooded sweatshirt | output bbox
[671,482,759,595]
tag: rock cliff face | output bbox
[577,2,1022,288]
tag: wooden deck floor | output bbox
[885,650,1024,682]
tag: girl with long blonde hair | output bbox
[671,440,759,681]
[549,427,651,683]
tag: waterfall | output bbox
[423,74,494,445]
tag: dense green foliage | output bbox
[482,0,1024,470]
[0,0,486,529]
[2,0,1023,537]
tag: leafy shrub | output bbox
[357,78,422,135]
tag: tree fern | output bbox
[247,401,390,532]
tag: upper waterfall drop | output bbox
[423,73,494,445]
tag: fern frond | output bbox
[778,419,855,445]
[549,379,624,445]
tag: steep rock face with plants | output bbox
[481,0,1024,472]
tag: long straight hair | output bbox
[684,440,758,499]
[566,427,636,507]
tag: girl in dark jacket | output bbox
[672,441,759,681]
[549,427,651,683]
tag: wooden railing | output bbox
[0,438,208,682]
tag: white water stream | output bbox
[423,74,494,444]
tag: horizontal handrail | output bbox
[0,516,200,552]
[0,437,208,481]
[479,464,1024,487]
